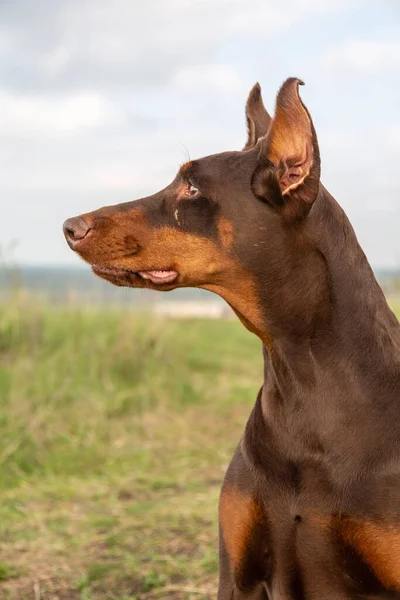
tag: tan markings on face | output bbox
[218,216,234,249]
[140,222,267,343]
[180,161,193,174]
[214,217,271,345]
[219,487,263,572]
[229,305,272,350]
[173,208,181,226]
[78,207,268,343]
[113,217,266,338]
[129,225,230,282]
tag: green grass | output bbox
[3,296,398,599]
[0,297,263,599]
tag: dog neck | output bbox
[236,186,400,477]
[248,185,400,401]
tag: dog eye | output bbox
[189,182,199,194]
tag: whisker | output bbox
[178,143,191,164]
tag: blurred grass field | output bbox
[2,295,399,600]
[0,296,264,600]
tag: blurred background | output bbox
[0,1,399,598]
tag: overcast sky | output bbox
[0,0,399,267]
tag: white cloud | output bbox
[383,125,400,150]
[0,0,354,93]
[173,65,241,92]
[322,40,400,73]
[229,0,350,35]
[0,92,121,137]
[0,0,398,266]
[0,160,174,193]
[318,128,359,150]
[370,171,399,192]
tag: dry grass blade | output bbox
[33,580,42,600]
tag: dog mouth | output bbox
[92,265,179,286]
[137,269,178,284]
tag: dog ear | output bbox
[243,83,272,150]
[252,78,321,219]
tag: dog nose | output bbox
[63,217,91,243]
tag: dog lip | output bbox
[92,265,178,285]
[92,264,140,280]
[93,265,125,271]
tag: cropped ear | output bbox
[252,78,321,220]
[243,83,272,150]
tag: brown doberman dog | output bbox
[63,78,400,599]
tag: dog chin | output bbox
[92,265,179,288]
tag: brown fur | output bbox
[63,78,400,599]
[332,517,400,591]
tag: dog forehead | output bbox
[188,151,250,179]
[183,151,257,196]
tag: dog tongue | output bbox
[138,270,178,283]
[140,270,173,278]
